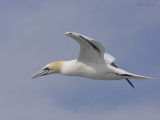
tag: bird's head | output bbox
[31,61,63,79]
[65,32,92,41]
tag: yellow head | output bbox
[31,61,64,79]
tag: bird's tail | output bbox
[127,73,154,80]
[109,64,155,80]
[113,67,155,80]
[124,73,154,89]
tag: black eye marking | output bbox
[43,67,50,70]
[68,32,72,34]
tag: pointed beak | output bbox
[31,70,48,79]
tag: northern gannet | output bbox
[31,32,153,89]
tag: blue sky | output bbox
[0,0,160,120]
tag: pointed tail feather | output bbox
[127,73,155,80]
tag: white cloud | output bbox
[1,93,160,120]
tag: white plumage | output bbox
[31,32,154,88]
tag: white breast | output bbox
[61,60,113,80]
[61,60,93,76]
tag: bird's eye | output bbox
[43,67,50,70]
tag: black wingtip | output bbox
[111,62,135,89]
[111,62,118,68]
[126,78,135,89]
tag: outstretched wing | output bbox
[66,32,114,64]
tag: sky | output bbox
[0,0,160,120]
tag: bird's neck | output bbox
[60,60,78,75]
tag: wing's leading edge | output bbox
[66,32,114,65]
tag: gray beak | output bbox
[31,70,48,79]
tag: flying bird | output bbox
[31,32,153,89]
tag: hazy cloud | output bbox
[0,0,160,120]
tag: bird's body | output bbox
[61,60,123,80]
[61,60,111,80]
[32,32,153,88]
